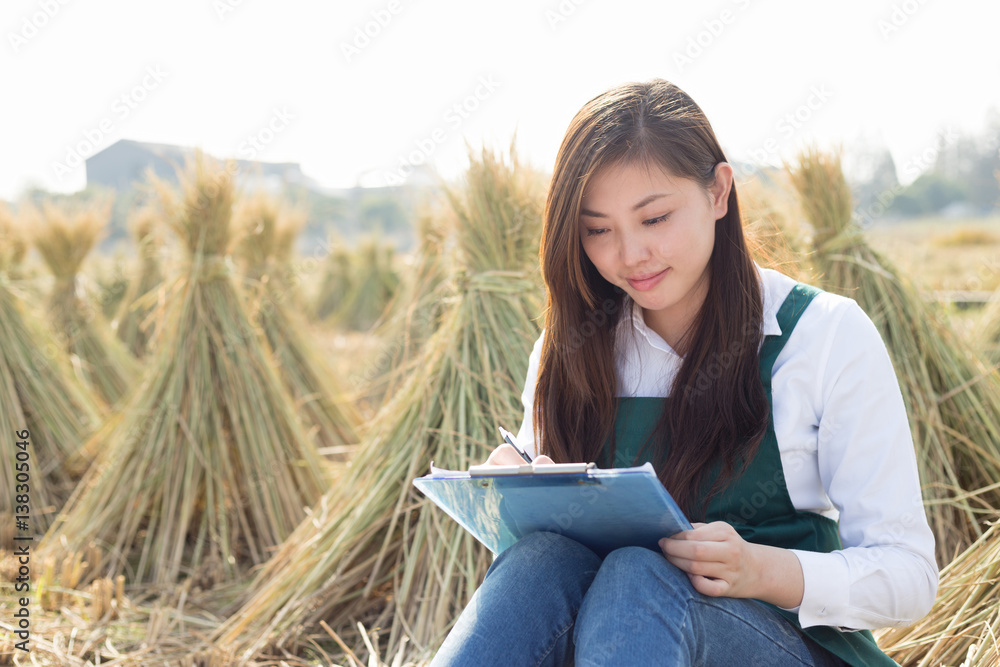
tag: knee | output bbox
[594,546,693,595]
[490,531,602,586]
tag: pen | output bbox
[498,426,533,463]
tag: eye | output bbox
[644,213,671,226]
[585,228,607,237]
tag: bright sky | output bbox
[3,0,998,201]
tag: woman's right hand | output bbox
[483,444,554,466]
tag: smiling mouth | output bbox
[625,266,670,291]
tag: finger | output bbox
[671,522,733,542]
[533,454,555,465]
[688,573,729,597]
[665,553,730,580]
[484,444,531,466]
[659,538,728,563]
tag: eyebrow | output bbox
[579,193,673,218]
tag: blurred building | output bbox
[85,139,318,193]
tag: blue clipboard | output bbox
[412,461,692,557]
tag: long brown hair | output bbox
[534,79,768,519]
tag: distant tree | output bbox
[887,172,970,216]
[848,146,900,217]
[932,113,1000,212]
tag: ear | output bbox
[708,162,734,220]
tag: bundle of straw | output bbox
[316,235,401,331]
[211,143,545,664]
[0,205,101,547]
[356,198,455,415]
[314,237,354,321]
[1,202,28,273]
[30,200,139,408]
[739,173,809,279]
[980,294,1000,366]
[234,191,361,454]
[876,519,1000,666]
[270,200,312,315]
[95,250,129,320]
[787,147,1000,564]
[113,205,165,358]
[37,152,332,589]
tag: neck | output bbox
[641,271,710,357]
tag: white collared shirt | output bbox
[514,264,938,631]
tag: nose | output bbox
[619,230,651,268]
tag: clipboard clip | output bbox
[468,462,596,477]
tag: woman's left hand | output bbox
[658,521,757,597]
[658,521,803,607]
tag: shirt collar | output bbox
[623,262,782,353]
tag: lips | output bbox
[626,268,669,291]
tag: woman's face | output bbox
[578,159,731,351]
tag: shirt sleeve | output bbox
[515,329,545,460]
[790,300,939,630]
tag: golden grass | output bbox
[864,218,1000,293]
[932,226,1000,247]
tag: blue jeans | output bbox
[430,531,847,666]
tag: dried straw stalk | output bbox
[876,519,1000,666]
[211,143,545,664]
[30,199,139,407]
[788,147,1000,564]
[37,151,332,589]
[234,191,361,453]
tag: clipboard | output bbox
[412,461,692,557]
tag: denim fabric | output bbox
[430,532,846,667]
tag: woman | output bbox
[431,79,937,666]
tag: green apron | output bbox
[599,283,897,667]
